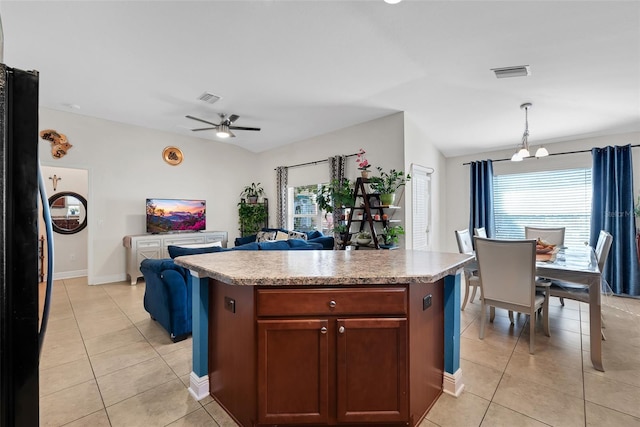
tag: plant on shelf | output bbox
[316,178,354,214]
[238,201,268,236]
[240,182,264,204]
[369,167,411,206]
[355,148,371,178]
[382,225,405,246]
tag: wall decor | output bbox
[40,129,73,159]
[162,146,183,166]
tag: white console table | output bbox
[123,231,228,285]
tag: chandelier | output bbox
[511,103,549,161]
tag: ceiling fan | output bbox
[185,113,261,139]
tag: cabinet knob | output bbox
[320,326,328,334]
[329,300,337,308]
[339,326,345,334]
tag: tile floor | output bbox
[39,277,640,426]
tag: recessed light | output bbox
[384,0,402,4]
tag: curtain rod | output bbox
[462,144,640,165]
[275,152,358,170]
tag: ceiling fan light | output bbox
[535,146,549,158]
[216,124,231,139]
[511,151,523,162]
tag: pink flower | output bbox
[356,148,371,170]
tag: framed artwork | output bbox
[163,146,183,166]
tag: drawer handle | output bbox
[320,326,328,334]
[329,300,337,308]
[339,326,345,334]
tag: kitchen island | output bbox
[175,249,472,427]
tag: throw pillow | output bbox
[306,230,322,240]
[288,230,308,240]
[168,245,227,258]
[256,230,276,242]
[275,231,289,241]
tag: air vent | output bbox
[197,92,222,104]
[491,65,530,79]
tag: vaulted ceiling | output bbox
[1,1,638,156]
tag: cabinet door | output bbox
[336,318,408,423]
[257,319,329,424]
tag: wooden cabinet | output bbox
[256,287,408,425]
[208,281,444,427]
[122,231,228,285]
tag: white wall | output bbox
[39,108,257,284]
[444,131,640,253]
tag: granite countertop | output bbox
[174,249,473,286]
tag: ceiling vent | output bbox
[197,92,222,104]
[491,65,530,79]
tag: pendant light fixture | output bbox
[511,102,549,161]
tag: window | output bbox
[493,168,592,247]
[287,184,331,233]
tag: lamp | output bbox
[216,124,231,139]
[511,102,548,161]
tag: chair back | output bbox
[474,227,487,238]
[594,230,613,273]
[475,237,537,307]
[455,229,474,255]
[524,226,565,246]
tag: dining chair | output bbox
[455,229,481,310]
[524,226,565,246]
[474,237,550,354]
[474,227,487,238]
[548,230,613,338]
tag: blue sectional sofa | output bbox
[140,238,324,342]
[234,228,334,249]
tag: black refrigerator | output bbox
[0,64,41,426]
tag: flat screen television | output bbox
[146,198,206,233]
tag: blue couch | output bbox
[140,239,323,342]
[234,228,334,249]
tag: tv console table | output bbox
[122,231,228,285]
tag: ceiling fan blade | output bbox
[229,126,261,131]
[227,114,240,124]
[191,127,217,132]
[186,115,220,127]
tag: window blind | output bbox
[493,168,592,247]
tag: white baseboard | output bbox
[188,371,209,401]
[89,273,128,285]
[443,368,465,397]
[52,269,88,280]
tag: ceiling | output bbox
[1,1,639,157]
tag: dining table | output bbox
[536,245,604,371]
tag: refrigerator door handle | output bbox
[37,163,54,359]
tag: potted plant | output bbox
[381,225,405,247]
[238,201,268,236]
[369,167,411,206]
[355,148,371,178]
[316,178,354,214]
[355,230,372,245]
[240,182,264,204]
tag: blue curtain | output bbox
[469,160,495,238]
[591,145,640,296]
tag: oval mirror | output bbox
[48,191,88,235]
